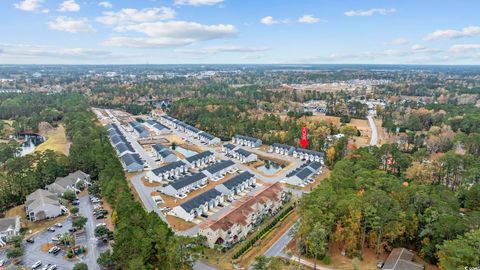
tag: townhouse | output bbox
[268,143,295,156]
[152,144,178,163]
[25,189,64,221]
[161,172,208,197]
[146,161,189,182]
[292,148,325,163]
[114,142,135,156]
[145,119,170,134]
[121,153,144,172]
[215,172,256,201]
[159,115,178,129]
[170,189,224,222]
[199,183,284,248]
[129,121,150,138]
[198,131,221,145]
[222,143,237,155]
[232,135,262,148]
[46,170,91,196]
[202,160,236,181]
[186,151,215,168]
[0,216,21,247]
[233,148,258,163]
[184,125,201,139]
[284,161,322,186]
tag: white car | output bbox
[96,222,107,228]
[54,223,62,227]
[0,260,5,267]
[32,260,42,269]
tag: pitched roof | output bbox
[186,151,214,163]
[151,161,187,175]
[306,161,321,171]
[203,160,235,174]
[25,189,60,210]
[152,144,168,153]
[221,171,254,190]
[234,134,261,143]
[223,143,237,150]
[0,216,19,232]
[179,189,223,213]
[121,153,143,166]
[271,143,294,149]
[159,149,175,158]
[234,148,253,157]
[169,172,207,190]
[201,183,282,232]
[382,248,423,270]
[133,124,149,135]
[199,131,217,141]
[295,167,314,180]
[294,148,325,157]
[115,142,134,154]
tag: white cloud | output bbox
[97,7,175,25]
[344,8,396,17]
[58,0,80,12]
[0,43,116,59]
[449,44,480,53]
[48,17,95,33]
[298,15,320,24]
[176,45,269,54]
[102,21,237,48]
[14,0,44,12]
[174,0,223,6]
[389,38,409,45]
[260,16,289,25]
[424,26,480,41]
[98,1,112,8]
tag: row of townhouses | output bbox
[232,135,262,148]
[158,115,221,145]
[199,182,284,248]
[129,121,150,138]
[159,160,237,197]
[145,119,170,135]
[284,161,322,186]
[268,143,325,163]
[170,172,259,222]
[222,144,258,163]
[106,123,145,172]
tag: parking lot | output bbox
[0,194,110,270]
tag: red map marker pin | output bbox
[299,126,309,148]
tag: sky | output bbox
[0,0,480,64]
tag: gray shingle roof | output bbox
[152,144,167,153]
[234,148,253,157]
[221,171,254,190]
[382,248,423,270]
[115,142,134,154]
[295,148,325,157]
[295,167,314,180]
[0,216,19,232]
[180,189,222,213]
[186,151,214,163]
[152,161,187,175]
[223,143,236,150]
[234,134,261,143]
[199,132,216,141]
[121,153,143,166]
[203,160,235,174]
[170,172,207,190]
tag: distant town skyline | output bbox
[1,0,479,64]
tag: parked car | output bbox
[0,260,5,267]
[72,200,80,205]
[31,260,42,269]
[69,227,78,233]
[96,214,105,220]
[52,235,60,242]
[54,223,62,228]
[96,223,106,228]
[47,227,55,232]
[26,237,35,243]
[48,246,57,253]
[48,264,57,270]
[52,247,61,255]
[41,264,52,270]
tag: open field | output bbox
[35,124,70,156]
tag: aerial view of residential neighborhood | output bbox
[0,1,479,270]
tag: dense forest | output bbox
[0,93,203,269]
[297,146,480,269]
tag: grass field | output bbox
[35,125,70,156]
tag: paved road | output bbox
[130,173,169,223]
[367,115,378,146]
[264,223,296,257]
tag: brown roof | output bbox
[200,183,283,232]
